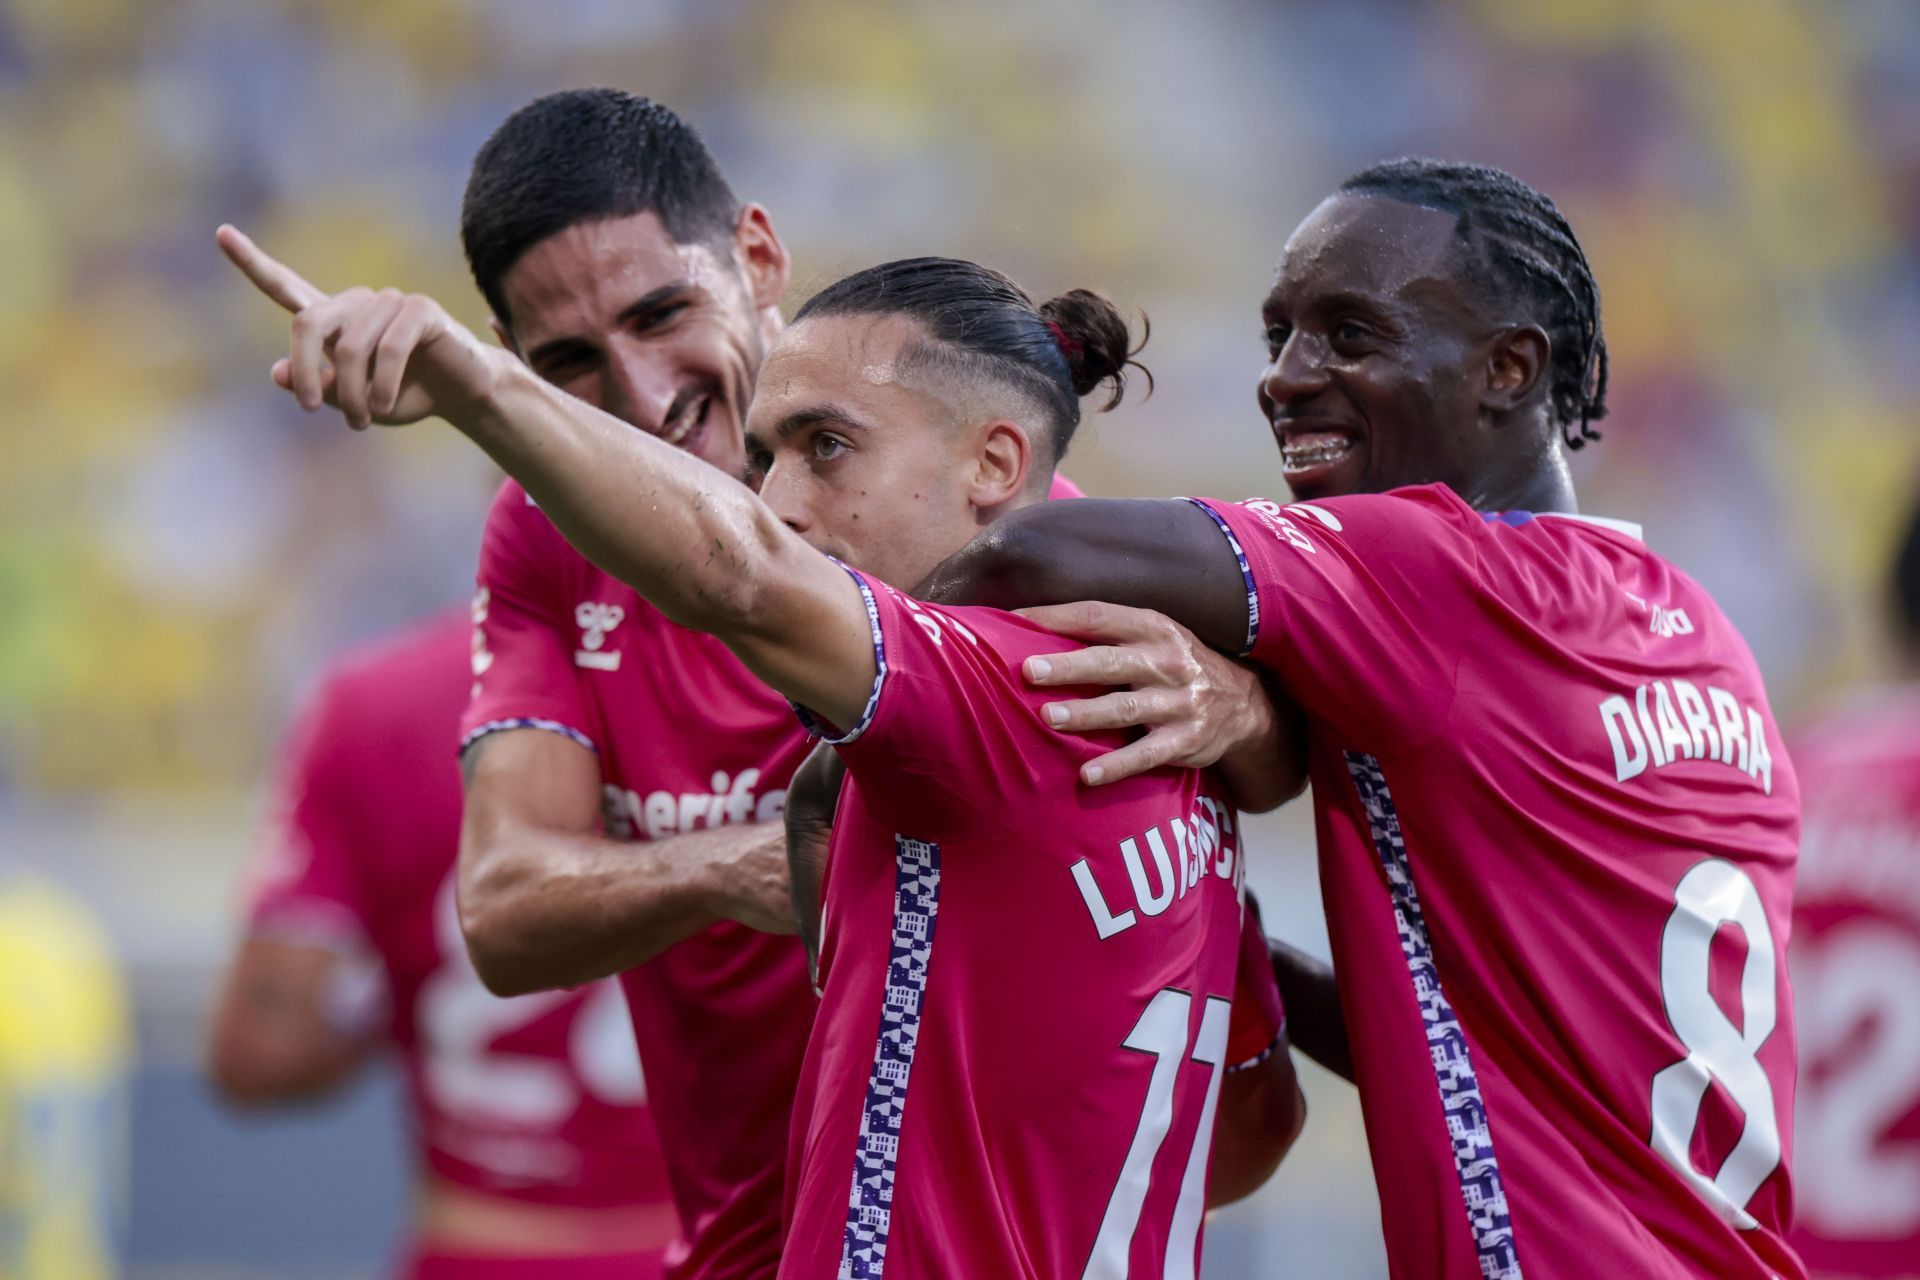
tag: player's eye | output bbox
[1263,323,1290,356]
[633,302,690,335]
[811,433,849,463]
[536,348,596,381]
[1330,319,1372,350]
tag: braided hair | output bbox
[1340,158,1609,450]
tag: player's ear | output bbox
[1481,324,1550,419]
[969,420,1032,512]
[733,203,790,312]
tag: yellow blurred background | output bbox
[0,0,1916,1274]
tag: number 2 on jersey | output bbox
[1083,988,1231,1280]
[1649,858,1782,1229]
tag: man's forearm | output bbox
[460,820,786,996]
[458,362,794,639]
[1269,938,1354,1082]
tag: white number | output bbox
[1649,859,1781,1229]
[1082,988,1231,1280]
[1792,921,1920,1236]
[418,874,643,1125]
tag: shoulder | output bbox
[481,477,577,566]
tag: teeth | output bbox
[1282,439,1352,469]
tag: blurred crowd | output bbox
[3,0,1918,799]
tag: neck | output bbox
[1460,439,1576,515]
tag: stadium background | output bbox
[2,0,1917,1274]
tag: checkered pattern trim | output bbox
[839,835,941,1278]
[1344,751,1522,1279]
[794,561,888,746]
[458,716,596,755]
[1181,498,1259,658]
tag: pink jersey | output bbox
[463,481,818,1280]
[1786,687,1920,1279]
[1191,485,1803,1280]
[780,569,1284,1280]
[245,609,672,1215]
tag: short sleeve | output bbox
[1225,894,1285,1072]
[244,674,374,951]
[461,480,598,755]
[1187,487,1469,746]
[803,568,1059,842]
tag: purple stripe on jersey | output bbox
[840,835,941,1279]
[1181,498,1259,658]
[1482,509,1537,527]
[457,716,596,755]
[795,561,889,746]
[1343,751,1523,1280]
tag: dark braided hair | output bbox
[1340,158,1609,450]
[795,257,1149,461]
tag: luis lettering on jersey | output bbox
[1072,796,1245,941]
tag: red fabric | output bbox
[246,611,671,1211]
[781,573,1254,1279]
[398,1246,668,1280]
[1198,486,1804,1280]
[464,480,816,1279]
[1788,687,1920,1278]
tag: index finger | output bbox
[1013,600,1166,644]
[216,224,326,313]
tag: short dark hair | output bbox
[460,89,739,326]
[1340,158,1609,451]
[1894,488,1920,654]
[794,256,1148,463]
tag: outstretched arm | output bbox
[217,225,876,729]
[921,497,1255,653]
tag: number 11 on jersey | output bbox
[1082,988,1232,1280]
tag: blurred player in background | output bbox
[924,159,1806,1280]
[217,222,1305,1276]
[1789,491,1920,1280]
[207,609,678,1279]
[0,871,131,1280]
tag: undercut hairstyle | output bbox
[1894,489,1920,654]
[1341,158,1609,450]
[794,256,1149,464]
[460,89,739,326]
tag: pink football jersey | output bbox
[1190,485,1803,1280]
[463,481,818,1280]
[1787,687,1920,1279]
[245,609,672,1212]
[779,569,1283,1280]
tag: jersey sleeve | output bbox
[461,480,599,755]
[798,567,1061,842]
[1225,894,1286,1072]
[1186,488,1471,746]
[243,672,374,952]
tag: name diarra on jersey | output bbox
[1598,678,1775,794]
[1073,796,1247,942]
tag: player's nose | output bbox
[1259,332,1330,410]
[605,347,678,435]
[758,463,812,534]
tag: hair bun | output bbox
[1038,289,1152,411]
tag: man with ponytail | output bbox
[921,160,1805,1280]
[218,232,1307,1276]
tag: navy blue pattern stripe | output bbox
[1343,751,1522,1279]
[794,561,888,745]
[1181,498,1259,657]
[458,716,596,755]
[840,835,941,1278]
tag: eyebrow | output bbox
[523,280,697,366]
[770,404,873,441]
